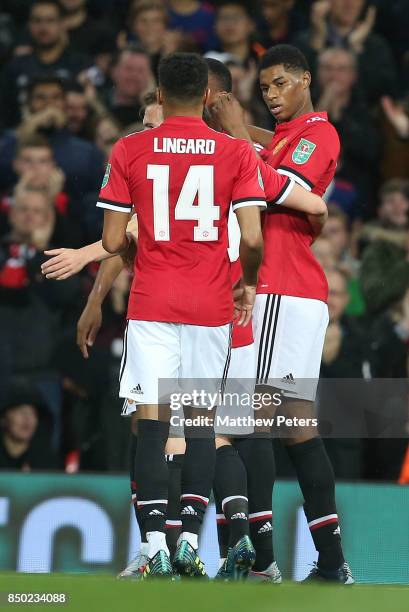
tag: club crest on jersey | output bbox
[272,137,288,155]
[101,163,111,188]
[292,138,316,165]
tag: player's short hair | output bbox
[16,134,53,156]
[159,53,208,104]
[379,178,409,202]
[27,74,66,100]
[260,44,310,74]
[205,58,233,93]
[30,0,64,18]
[139,91,158,119]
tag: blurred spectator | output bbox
[380,94,409,182]
[312,236,337,270]
[60,0,117,58]
[360,244,409,480]
[118,2,182,76]
[321,204,357,273]
[319,267,369,478]
[381,95,409,140]
[0,183,81,442]
[65,80,106,141]
[0,135,68,236]
[100,45,155,128]
[0,75,105,213]
[209,2,270,125]
[359,179,409,252]
[294,0,398,105]
[0,0,90,127]
[94,116,121,161]
[168,0,217,52]
[315,47,380,208]
[213,1,258,65]
[0,382,58,470]
[374,0,409,84]
[376,179,409,230]
[257,0,297,48]
[0,12,14,67]
[359,240,409,319]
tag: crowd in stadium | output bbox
[0,0,408,480]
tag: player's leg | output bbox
[165,437,185,559]
[173,323,230,577]
[117,411,148,578]
[213,342,256,580]
[263,295,353,584]
[241,294,281,582]
[119,320,179,578]
[279,399,349,579]
[213,435,254,580]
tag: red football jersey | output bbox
[98,116,279,326]
[257,111,340,302]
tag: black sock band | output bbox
[214,445,249,547]
[135,419,169,534]
[181,431,215,535]
[286,437,344,570]
[235,437,275,570]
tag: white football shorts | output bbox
[252,294,329,401]
[120,320,231,409]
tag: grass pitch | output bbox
[0,573,408,612]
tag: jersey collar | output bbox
[274,111,328,134]
[162,116,207,127]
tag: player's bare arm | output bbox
[102,209,132,254]
[235,205,263,327]
[247,125,274,148]
[42,215,138,280]
[77,256,125,358]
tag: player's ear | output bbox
[203,88,210,107]
[302,71,312,89]
[156,87,163,106]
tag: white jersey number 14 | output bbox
[147,164,220,241]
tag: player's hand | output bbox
[76,299,102,359]
[234,284,256,327]
[126,214,138,240]
[41,247,90,280]
[348,5,376,53]
[211,93,245,134]
[381,96,409,138]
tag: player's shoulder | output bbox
[300,113,339,142]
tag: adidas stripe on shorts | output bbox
[252,294,329,401]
